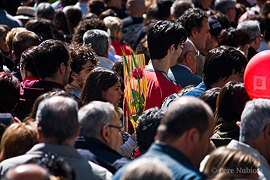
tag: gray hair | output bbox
[240,99,270,142]
[83,29,109,57]
[78,101,115,138]
[214,0,236,14]
[36,96,79,144]
[120,158,174,180]
[178,38,195,63]
[170,0,194,20]
[237,20,261,43]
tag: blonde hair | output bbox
[103,16,123,41]
[203,147,260,179]
[0,120,38,162]
[6,27,26,51]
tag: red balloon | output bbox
[244,50,270,99]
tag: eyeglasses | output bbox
[259,34,263,40]
[108,124,124,132]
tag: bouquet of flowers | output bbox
[123,51,147,129]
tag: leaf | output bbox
[140,93,145,104]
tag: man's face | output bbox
[194,18,211,50]
[75,60,96,88]
[107,111,122,151]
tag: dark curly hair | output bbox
[71,18,107,44]
[177,8,208,37]
[136,107,164,152]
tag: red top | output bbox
[145,69,182,110]
[111,41,132,56]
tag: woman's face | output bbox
[102,80,123,107]
[0,32,9,53]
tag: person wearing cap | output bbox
[237,20,261,60]
[36,3,55,22]
[199,18,222,58]
[214,0,237,27]
[15,6,36,27]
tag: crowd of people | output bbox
[0,0,270,179]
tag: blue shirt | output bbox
[113,143,207,180]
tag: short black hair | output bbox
[136,108,164,152]
[32,39,70,79]
[147,20,187,60]
[0,72,20,113]
[203,46,248,85]
[177,8,208,37]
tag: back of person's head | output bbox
[72,18,107,44]
[20,46,39,80]
[32,39,70,80]
[27,153,76,180]
[81,67,121,105]
[240,99,270,143]
[177,8,207,37]
[54,9,71,36]
[0,72,20,113]
[214,0,236,14]
[36,96,79,144]
[147,20,187,60]
[170,0,194,20]
[6,27,26,53]
[157,96,212,142]
[214,81,250,126]
[27,89,72,121]
[203,46,248,86]
[25,19,54,41]
[203,146,260,179]
[0,121,38,162]
[199,87,221,113]
[237,20,260,43]
[210,11,231,29]
[88,0,105,16]
[65,7,82,33]
[83,29,109,56]
[12,30,40,61]
[78,101,115,138]
[136,108,164,152]
[217,28,250,48]
[4,164,51,180]
[36,2,55,21]
[119,158,174,180]
[68,44,97,83]
[103,16,123,41]
[156,0,173,20]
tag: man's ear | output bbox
[70,71,77,80]
[186,52,191,64]
[168,44,175,53]
[59,62,66,75]
[101,125,110,143]
[263,124,270,141]
[12,51,17,60]
[186,128,200,146]
[191,27,198,37]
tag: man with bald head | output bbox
[113,96,214,180]
[168,39,202,88]
[4,164,50,180]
